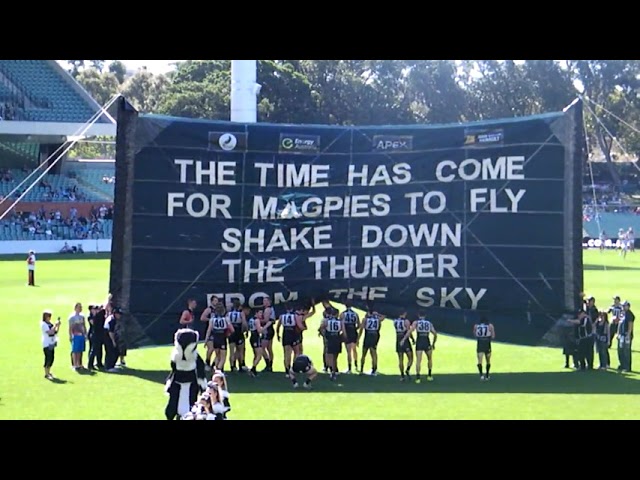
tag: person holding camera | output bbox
[41,310,61,380]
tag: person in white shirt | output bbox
[41,310,61,380]
[27,250,36,286]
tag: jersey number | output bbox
[476,325,488,337]
[213,318,226,329]
[366,319,378,330]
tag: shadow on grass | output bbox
[48,377,70,384]
[583,263,639,271]
[117,368,639,394]
[75,368,96,376]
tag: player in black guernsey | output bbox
[295,301,315,355]
[276,303,306,375]
[261,297,276,372]
[320,308,343,381]
[318,307,331,371]
[358,307,385,375]
[474,318,495,380]
[404,313,437,382]
[289,354,318,389]
[227,299,248,372]
[340,301,360,373]
[393,312,414,381]
[205,305,234,371]
[247,309,264,377]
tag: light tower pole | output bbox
[230,60,261,123]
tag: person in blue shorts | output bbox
[69,302,87,370]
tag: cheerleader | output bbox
[182,389,226,420]
[211,371,231,418]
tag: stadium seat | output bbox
[0,60,111,124]
[583,212,640,238]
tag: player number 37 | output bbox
[476,325,488,337]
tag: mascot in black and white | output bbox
[164,328,208,420]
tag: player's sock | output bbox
[251,366,256,374]
[240,361,246,368]
[348,362,352,371]
[291,376,297,386]
[477,364,483,375]
[486,364,491,377]
[428,368,432,377]
[304,378,311,386]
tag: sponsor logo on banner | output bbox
[463,128,504,147]
[373,135,413,152]
[279,133,320,154]
[208,131,247,152]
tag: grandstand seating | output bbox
[0,218,113,241]
[0,60,109,124]
[78,169,115,198]
[0,168,113,203]
[582,212,640,238]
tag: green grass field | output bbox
[0,249,637,420]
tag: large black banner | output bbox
[111,99,584,347]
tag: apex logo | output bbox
[373,135,413,152]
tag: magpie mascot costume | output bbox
[165,328,208,420]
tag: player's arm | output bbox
[472,324,478,338]
[319,318,327,335]
[306,300,316,319]
[264,307,273,326]
[490,324,496,340]
[357,320,365,340]
[240,311,248,331]
[402,322,416,344]
[430,325,438,349]
[405,319,415,344]
[179,310,192,326]
[276,316,282,341]
[354,312,361,330]
[200,307,211,322]
[225,315,235,334]
[340,318,348,341]
[295,314,306,331]
[256,319,263,335]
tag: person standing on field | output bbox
[68,302,87,370]
[27,249,36,286]
[41,310,61,380]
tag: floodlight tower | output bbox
[230,60,261,123]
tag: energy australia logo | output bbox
[279,133,320,154]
